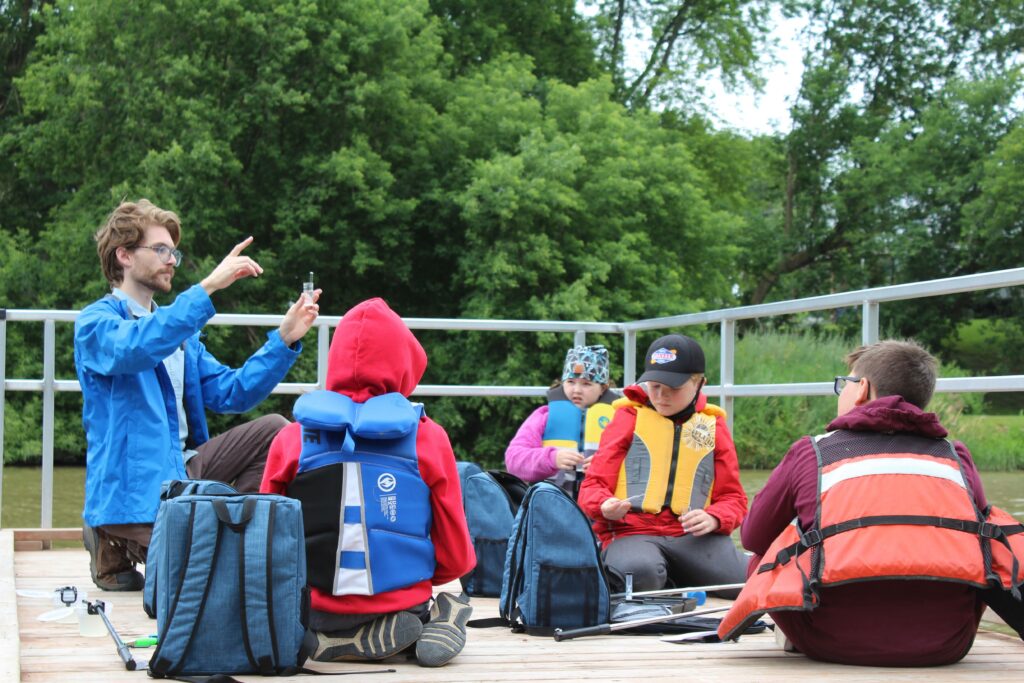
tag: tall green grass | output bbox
[682,331,1018,470]
[950,415,1024,470]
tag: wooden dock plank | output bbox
[8,540,1024,682]
[1,530,22,683]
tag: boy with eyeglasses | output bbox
[723,339,1024,664]
[74,199,321,592]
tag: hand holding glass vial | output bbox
[302,272,315,303]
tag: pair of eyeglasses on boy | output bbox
[833,375,863,395]
[134,244,183,267]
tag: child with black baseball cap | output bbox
[578,334,748,595]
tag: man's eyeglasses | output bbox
[134,244,183,266]
[833,375,862,395]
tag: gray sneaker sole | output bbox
[416,593,472,667]
[313,612,423,662]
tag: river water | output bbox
[2,466,1022,529]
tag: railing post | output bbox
[862,301,879,345]
[0,309,6,527]
[623,330,637,387]
[41,319,55,529]
[574,329,586,347]
[720,319,736,433]
[317,322,329,390]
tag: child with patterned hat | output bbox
[504,345,619,498]
[578,334,749,596]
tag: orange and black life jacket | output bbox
[719,429,1024,641]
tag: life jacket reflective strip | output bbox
[612,403,721,516]
[719,430,1024,641]
[289,390,435,597]
[542,386,616,454]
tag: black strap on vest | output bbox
[758,515,1023,574]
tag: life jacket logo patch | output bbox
[681,420,715,451]
[377,473,396,493]
[377,473,398,522]
[650,347,677,365]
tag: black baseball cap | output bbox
[637,334,705,388]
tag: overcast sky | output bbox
[700,9,808,135]
[580,4,809,136]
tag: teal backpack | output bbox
[145,488,313,677]
[456,462,519,597]
[499,482,610,634]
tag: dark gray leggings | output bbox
[603,533,748,598]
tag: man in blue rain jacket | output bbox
[74,199,321,590]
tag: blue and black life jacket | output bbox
[287,390,435,596]
[542,386,617,496]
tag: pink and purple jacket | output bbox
[504,405,560,482]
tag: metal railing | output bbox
[3,267,1024,528]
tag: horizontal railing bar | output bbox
[702,382,835,397]
[5,376,1021,397]
[4,380,82,392]
[2,309,622,334]
[934,376,1024,393]
[411,385,549,397]
[699,376,1024,398]
[401,319,621,333]
[0,310,80,323]
[623,267,1024,331]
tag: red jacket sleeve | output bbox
[705,416,748,535]
[416,417,477,584]
[578,406,638,520]
[260,421,302,494]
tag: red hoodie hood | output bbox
[325,298,426,402]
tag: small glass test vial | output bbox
[302,272,315,302]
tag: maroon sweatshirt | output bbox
[742,395,987,666]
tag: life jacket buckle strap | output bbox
[799,529,822,547]
[762,549,790,572]
[979,522,1001,539]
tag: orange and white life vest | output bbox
[719,429,1024,641]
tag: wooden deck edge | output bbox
[0,529,22,683]
[9,527,82,551]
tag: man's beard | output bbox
[137,269,174,294]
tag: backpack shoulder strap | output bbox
[149,501,223,677]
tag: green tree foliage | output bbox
[2,0,1020,466]
[429,0,598,84]
[0,0,744,462]
[584,0,776,109]
[741,0,1024,307]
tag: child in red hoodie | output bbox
[261,298,475,667]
